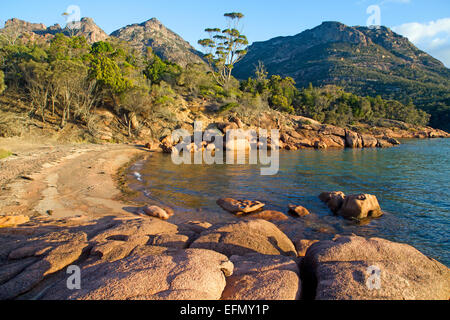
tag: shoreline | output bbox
[0,138,449,300]
[1,136,449,222]
[0,139,147,220]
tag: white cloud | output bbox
[393,18,450,67]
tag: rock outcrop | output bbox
[0,216,449,300]
[288,205,311,217]
[190,220,297,257]
[42,249,233,300]
[157,116,434,154]
[143,205,171,220]
[303,235,450,300]
[0,17,108,44]
[246,210,288,221]
[0,215,30,228]
[66,17,109,43]
[110,18,205,67]
[319,192,383,219]
[216,198,265,214]
[0,229,89,300]
[222,253,301,300]
[339,194,383,219]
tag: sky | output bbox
[1,0,449,66]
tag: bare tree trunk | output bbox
[61,108,66,128]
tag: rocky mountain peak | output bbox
[305,21,371,46]
[0,17,108,44]
[110,18,205,67]
[144,18,162,26]
[65,17,109,43]
[3,18,46,32]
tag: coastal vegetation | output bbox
[0,17,432,143]
[198,12,248,88]
[0,149,12,159]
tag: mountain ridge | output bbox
[0,17,205,67]
[110,17,205,67]
[1,17,109,44]
[233,21,450,130]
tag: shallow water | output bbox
[128,138,450,265]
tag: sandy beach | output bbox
[0,138,146,220]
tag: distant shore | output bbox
[1,132,449,220]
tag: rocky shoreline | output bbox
[0,214,448,300]
[0,141,449,300]
[145,115,450,153]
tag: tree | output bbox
[49,34,89,61]
[144,55,181,85]
[91,41,114,55]
[89,55,131,95]
[119,86,151,136]
[0,26,21,46]
[198,12,248,88]
[52,59,90,127]
[0,70,5,94]
[62,12,79,38]
[20,61,51,122]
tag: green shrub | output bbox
[219,102,239,113]
[0,149,12,159]
[144,55,181,85]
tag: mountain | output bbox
[233,21,450,131]
[0,17,204,67]
[0,17,109,44]
[110,18,205,67]
[66,17,109,43]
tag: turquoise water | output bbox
[129,138,450,266]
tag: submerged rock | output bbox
[247,210,288,221]
[303,235,450,300]
[288,205,311,217]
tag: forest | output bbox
[0,28,431,140]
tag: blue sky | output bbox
[1,0,449,66]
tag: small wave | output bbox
[133,172,143,182]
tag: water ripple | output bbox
[129,138,450,265]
